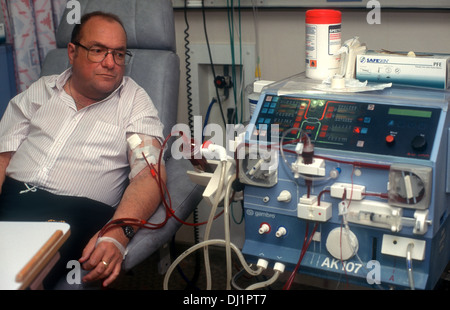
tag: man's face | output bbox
[68,16,127,100]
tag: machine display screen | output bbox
[251,94,441,159]
[388,108,432,118]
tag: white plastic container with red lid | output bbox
[305,9,342,80]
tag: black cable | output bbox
[184,1,194,133]
[182,2,202,290]
[201,1,227,127]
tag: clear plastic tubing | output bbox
[305,9,342,80]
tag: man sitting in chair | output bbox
[0,12,166,288]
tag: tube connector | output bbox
[202,141,228,161]
[258,223,271,234]
[256,258,269,270]
[273,262,285,273]
[275,226,287,238]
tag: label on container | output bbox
[328,24,341,55]
[306,24,318,61]
[306,23,341,79]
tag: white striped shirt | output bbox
[0,68,164,207]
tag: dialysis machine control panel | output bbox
[240,79,450,290]
[252,96,439,159]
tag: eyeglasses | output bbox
[73,42,133,66]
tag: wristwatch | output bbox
[122,225,136,239]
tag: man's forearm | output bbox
[103,164,167,244]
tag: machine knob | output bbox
[411,135,427,151]
[277,190,292,202]
[385,134,395,146]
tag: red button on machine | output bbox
[385,135,395,145]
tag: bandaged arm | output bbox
[126,133,165,180]
[110,133,166,235]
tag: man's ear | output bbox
[67,42,76,65]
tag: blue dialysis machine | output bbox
[240,74,450,289]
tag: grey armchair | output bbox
[41,0,203,286]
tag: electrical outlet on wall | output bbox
[188,43,256,130]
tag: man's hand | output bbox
[79,230,126,287]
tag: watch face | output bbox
[123,225,135,238]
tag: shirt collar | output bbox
[51,67,125,98]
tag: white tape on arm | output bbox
[127,133,164,179]
[96,236,128,259]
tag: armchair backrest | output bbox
[41,0,180,157]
